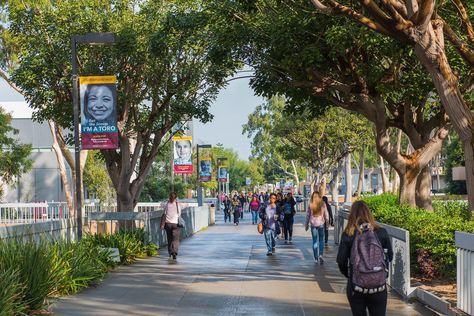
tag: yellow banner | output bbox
[80,76,117,84]
[172,135,193,141]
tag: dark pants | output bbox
[240,206,244,218]
[283,215,294,240]
[224,209,231,222]
[164,222,181,256]
[324,223,329,243]
[347,284,387,316]
[234,210,240,224]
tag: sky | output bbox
[0,76,265,161]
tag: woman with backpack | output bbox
[223,195,232,223]
[231,194,241,226]
[259,193,279,256]
[336,201,393,316]
[305,191,329,263]
[282,192,297,244]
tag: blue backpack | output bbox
[283,202,292,215]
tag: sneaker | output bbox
[289,238,292,244]
[284,240,288,244]
[272,247,275,253]
[173,254,177,260]
[266,252,273,256]
[319,256,324,264]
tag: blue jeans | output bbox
[251,210,259,223]
[311,225,325,260]
[264,228,275,252]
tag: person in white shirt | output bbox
[164,192,183,260]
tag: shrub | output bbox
[0,268,27,316]
[83,228,158,265]
[0,237,56,313]
[361,195,474,279]
[50,241,113,296]
[0,228,157,315]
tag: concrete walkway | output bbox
[52,213,434,315]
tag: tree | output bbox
[308,0,474,212]
[4,1,239,215]
[243,96,308,186]
[83,150,116,206]
[221,0,450,208]
[0,107,32,199]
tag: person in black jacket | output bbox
[322,196,334,244]
[336,201,393,316]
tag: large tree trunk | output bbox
[399,170,418,207]
[356,147,365,196]
[379,155,389,193]
[416,166,433,211]
[344,153,352,202]
[414,24,474,214]
[48,121,74,216]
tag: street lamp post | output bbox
[71,32,115,240]
[196,144,212,206]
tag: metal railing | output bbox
[456,231,474,315]
[0,202,69,224]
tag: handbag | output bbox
[176,201,186,228]
[160,213,166,230]
[257,221,264,234]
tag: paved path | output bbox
[53,213,434,315]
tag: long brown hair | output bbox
[168,192,177,203]
[309,191,324,216]
[344,200,379,236]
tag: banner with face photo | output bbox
[173,136,193,174]
[199,149,212,182]
[80,76,118,149]
[218,158,228,183]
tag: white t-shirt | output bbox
[165,201,181,224]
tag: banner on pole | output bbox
[80,76,118,150]
[199,147,212,182]
[218,158,228,183]
[173,136,193,174]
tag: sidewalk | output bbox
[52,213,435,315]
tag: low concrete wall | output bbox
[90,206,210,248]
[0,206,211,250]
[334,205,415,298]
[0,218,79,242]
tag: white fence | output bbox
[0,202,169,225]
[0,202,69,224]
[456,231,474,315]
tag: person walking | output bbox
[232,195,241,226]
[276,192,285,239]
[282,192,297,244]
[238,192,246,219]
[249,195,260,224]
[163,192,183,260]
[305,191,329,263]
[336,201,393,316]
[223,195,232,223]
[322,196,334,244]
[259,193,278,256]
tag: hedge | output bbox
[361,194,474,279]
